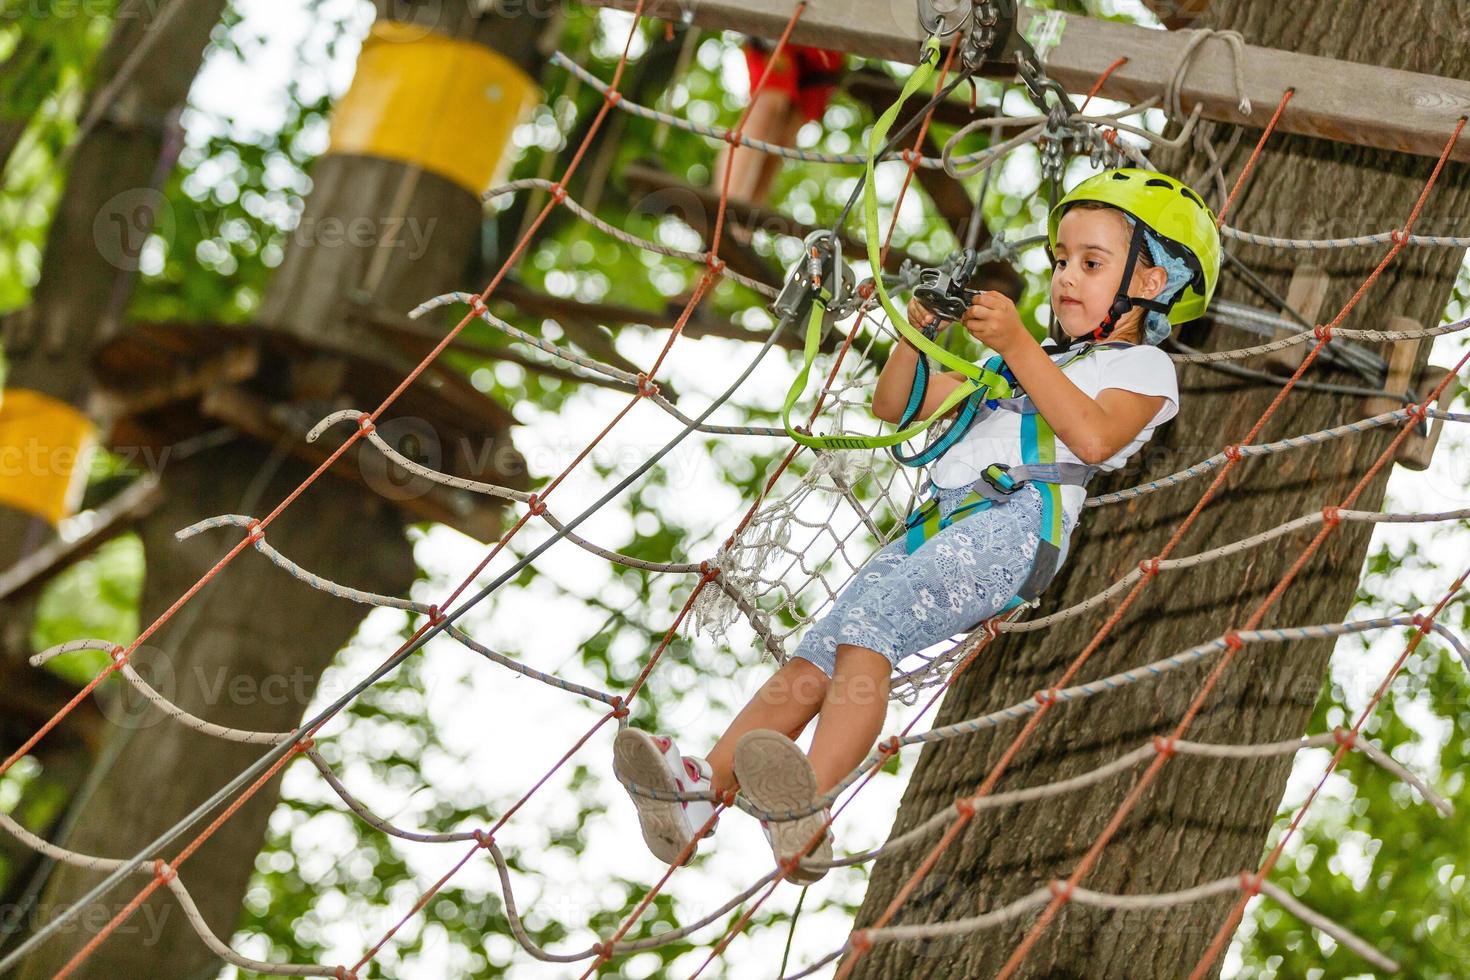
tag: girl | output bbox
[613,168,1220,883]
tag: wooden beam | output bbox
[198,384,507,543]
[624,160,923,277]
[584,0,1470,163]
[496,279,828,353]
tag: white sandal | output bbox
[733,729,833,884]
[613,728,718,866]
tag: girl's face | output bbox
[1049,207,1167,339]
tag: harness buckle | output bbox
[980,462,1022,496]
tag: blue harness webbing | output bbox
[900,339,1133,608]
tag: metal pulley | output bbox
[773,230,856,328]
[916,0,1020,71]
[912,248,982,322]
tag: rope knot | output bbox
[110,645,130,668]
[1222,443,1241,461]
[1410,401,1428,421]
[1390,229,1405,245]
[1321,505,1341,526]
[604,89,622,107]
[591,941,613,960]
[954,797,976,818]
[1224,630,1244,651]
[1034,688,1059,707]
[1139,557,1161,576]
[900,147,917,166]
[699,561,720,583]
[427,604,445,625]
[1411,613,1430,630]
[152,859,176,884]
[294,737,316,755]
[609,696,630,719]
[1313,323,1334,343]
[246,519,265,545]
[1048,879,1074,900]
[705,254,726,276]
[473,829,495,849]
[1153,736,1176,758]
[1333,726,1356,748]
[636,373,660,399]
[468,294,488,315]
[857,280,874,299]
[1104,127,1119,144]
[549,182,566,204]
[333,968,359,980]
[877,736,901,756]
[356,413,376,436]
[1239,871,1262,896]
[849,930,872,952]
[526,494,546,516]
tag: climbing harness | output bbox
[901,337,1134,608]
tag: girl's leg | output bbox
[704,538,911,795]
[704,656,829,797]
[806,644,891,795]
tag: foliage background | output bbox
[1,0,1468,976]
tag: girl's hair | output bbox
[1061,201,1153,346]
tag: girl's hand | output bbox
[906,297,939,337]
[961,290,1029,355]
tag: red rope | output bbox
[993,113,1468,980]
[1215,89,1294,226]
[838,99,1462,978]
[1186,567,1469,979]
[48,4,673,974]
[1078,57,1128,113]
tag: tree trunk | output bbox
[853,3,1470,977]
[12,3,544,976]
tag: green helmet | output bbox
[1047,168,1220,326]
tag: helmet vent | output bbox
[1180,186,1206,209]
[1111,171,1131,181]
[1145,177,1173,189]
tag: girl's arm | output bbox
[959,291,1167,465]
[1000,340,1165,464]
[871,299,967,423]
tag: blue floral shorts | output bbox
[791,481,1075,677]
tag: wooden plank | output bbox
[583,0,1470,163]
[198,384,507,543]
[1395,364,1454,471]
[1364,318,1422,419]
[1259,265,1330,374]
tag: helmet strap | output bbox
[1089,220,1177,342]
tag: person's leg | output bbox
[748,101,805,205]
[704,655,828,798]
[703,535,911,795]
[806,643,891,794]
[716,85,793,204]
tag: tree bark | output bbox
[12,3,544,976]
[852,3,1470,977]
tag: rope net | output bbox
[2,5,1468,978]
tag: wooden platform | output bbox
[91,320,530,543]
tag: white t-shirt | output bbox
[927,342,1180,529]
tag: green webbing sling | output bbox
[781,37,1012,453]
